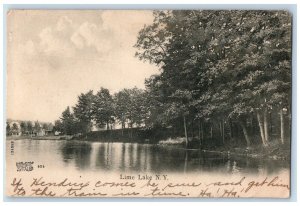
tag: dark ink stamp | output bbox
[16,161,34,172]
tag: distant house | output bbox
[35,129,46,137]
[7,119,54,137]
[45,130,54,136]
[44,123,54,136]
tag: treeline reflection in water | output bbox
[57,141,289,174]
[10,140,289,175]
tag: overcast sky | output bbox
[7,10,159,123]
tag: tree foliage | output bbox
[93,87,115,129]
[60,106,75,135]
[73,90,95,133]
[135,10,291,147]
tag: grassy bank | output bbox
[158,136,290,161]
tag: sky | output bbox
[7,10,159,123]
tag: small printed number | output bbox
[38,165,45,168]
[10,141,14,155]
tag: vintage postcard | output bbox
[6,10,291,198]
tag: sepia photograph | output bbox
[5,9,292,198]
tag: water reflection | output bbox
[60,141,92,170]
[11,140,289,175]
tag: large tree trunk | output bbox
[240,121,251,147]
[250,116,254,138]
[130,122,132,138]
[191,119,194,138]
[198,120,204,147]
[201,122,204,142]
[269,112,272,135]
[257,112,267,146]
[219,121,222,140]
[198,120,201,147]
[121,122,124,136]
[219,120,225,144]
[130,122,133,139]
[229,118,233,140]
[222,119,225,144]
[263,109,269,143]
[280,109,285,144]
[183,116,188,148]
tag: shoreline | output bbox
[6,135,73,141]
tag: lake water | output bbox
[8,139,289,175]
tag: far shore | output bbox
[6,135,73,141]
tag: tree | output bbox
[53,120,63,133]
[60,106,75,135]
[27,121,33,135]
[222,11,292,146]
[136,11,223,146]
[42,123,48,130]
[143,75,170,128]
[6,122,11,136]
[164,90,193,147]
[12,123,19,135]
[20,121,27,135]
[114,89,131,133]
[135,10,291,148]
[73,90,95,133]
[114,88,148,130]
[93,87,115,130]
[128,87,147,128]
[34,121,41,133]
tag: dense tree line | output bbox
[55,87,148,136]
[134,10,291,148]
[56,10,291,149]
